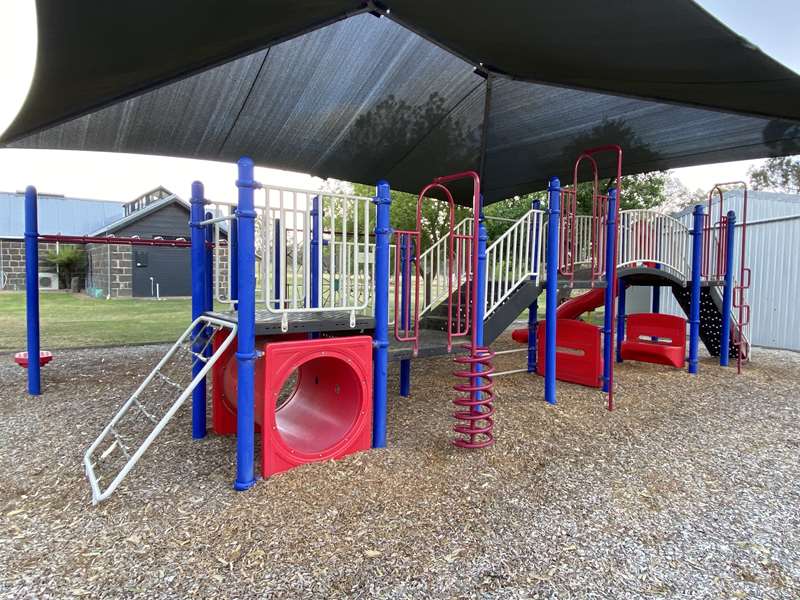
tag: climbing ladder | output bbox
[84,316,237,504]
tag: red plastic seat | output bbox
[620,313,686,369]
[14,351,53,368]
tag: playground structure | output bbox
[18,147,751,503]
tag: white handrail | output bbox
[417,217,473,317]
[484,209,545,317]
[617,210,691,282]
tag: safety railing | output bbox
[617,210,691,282]
[259,185,374,329]
[417,217,473,317]
[484,208,545,317]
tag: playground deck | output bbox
[1,335,797,598]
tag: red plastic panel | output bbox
[213,334,372,478]
[260,336,372,478]
[620,313,686,369]
[536,319,603,388]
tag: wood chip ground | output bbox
[1,334,798,599]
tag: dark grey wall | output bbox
[116,202,190,239]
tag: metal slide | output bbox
[83,316,237,504]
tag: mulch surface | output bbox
[1,335,798,599]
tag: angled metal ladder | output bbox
[84,316,237,504]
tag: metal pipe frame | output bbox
[544,177,560,405]
[372,180,392,448]
[233,157,258,491]
[688,204,705,375]
[720,210,736,367]
[190,182,207,438]
[24,186,41,396]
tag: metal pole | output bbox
[273,218,281,309]
[24,185,41,396]
[234,157,258,490]
[688,204,705,375]
[616,279,626,363]
[720,210,736,367]
[230,217,238,308]
[310,196,320,309]
[399,235,411,397]
[544,177,560,405]
[528,199,541,373]
[204,211,214,311]
[190,182,207,439]
[651,285,660,313]
[602,189,618,398]
[372,180,392,448]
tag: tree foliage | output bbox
[44,246,86,289]
[748,156,800,194]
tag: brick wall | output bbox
[0,239,76,291]
[85,243,133,298]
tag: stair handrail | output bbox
[484,208,545,317]
[417,217,473,317]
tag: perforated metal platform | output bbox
[206,310,375,336]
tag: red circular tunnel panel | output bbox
[213,334,373,478]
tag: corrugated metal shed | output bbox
[658,190,800,351]
[0,192,124,238]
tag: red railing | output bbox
[706,182,750,372]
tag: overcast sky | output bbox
[0,0,797,202]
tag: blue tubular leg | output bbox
[688,205,705,375]
[602,189,618,393]
[190,182,207,438]
[616,279,626,363]
[372,180,392,448]
[652,285,661,313]
[24,186,40,396]
[399,235,411,397]
[720,210,736,367]
[234,158,258,490]
[544,177,560,405]
[528,199,542,373]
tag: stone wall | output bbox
[0,239,74,291]
[85,243,133,298]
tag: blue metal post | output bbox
[616,279,626,363]
[190,182,207,438]
[528,199,542,373]
[688,205,705,375]
[602,189,618,393]
[234,158,258,490]
[720,210,736,367]
[474,217,488,347]
[399,235,411,397]
[230,218,238,308]
[544,177,560,404]
[310,196,321,309]
[24,186,40,396]
[652,285,660,313]
[372,180,391,448]
[273,218,281,309]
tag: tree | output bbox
[748,156,800,194]
[44,246,86,289]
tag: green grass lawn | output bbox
[0,292,198,351]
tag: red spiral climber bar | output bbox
[452,345,496,449]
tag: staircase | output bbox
[671,285,746,359]
[417,207,545,345]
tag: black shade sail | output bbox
[2,1,799,202]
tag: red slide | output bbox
[512,288,605,343]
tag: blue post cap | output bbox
[191,180,204,202]
[693,204,705,215]
[548,176,561,191]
